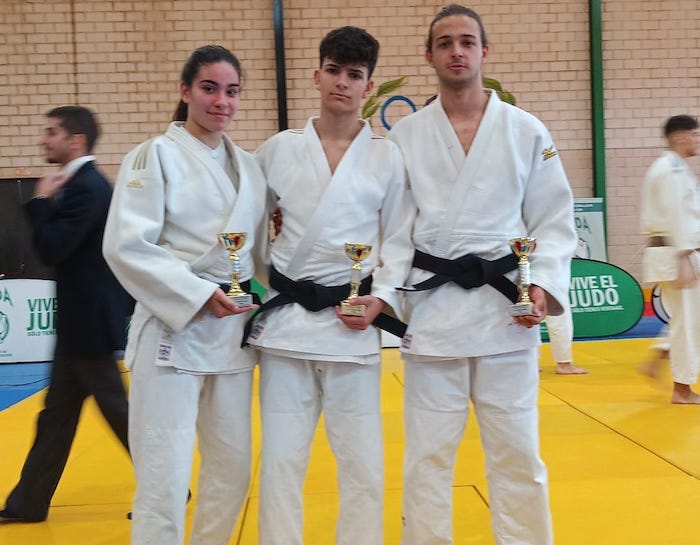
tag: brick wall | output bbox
[0,0,279,178]
[601,0,700,279]
[1,0,699,280]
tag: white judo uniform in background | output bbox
[103,122,267,545]
[388,92,577,545]
[641,150,700,386]
[251,117,415,545]
[544,304,574,363]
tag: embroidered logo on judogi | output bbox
[131,138,156,170]
[541,146,558,161]
[401,333,412,349]
[127,178,144,189]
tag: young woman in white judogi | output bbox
[249,27,415,545]
[387,7,576,545]
[103,46,267,545]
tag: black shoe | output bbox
[127,489,192,520]
[0,508,45,523]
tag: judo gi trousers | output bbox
[258,355,383,545]
[402,348,552,545]
[661,280,700,385]
[544,306,573,363]
[129,360,252,545]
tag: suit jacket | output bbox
[24,161,128,356]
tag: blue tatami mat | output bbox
[0,362,50,410]
[581,315,665,341]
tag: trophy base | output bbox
[510,301,534,317]
[340,301,366,316]
[229,293,253,308]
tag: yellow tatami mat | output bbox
[1,338,699,545]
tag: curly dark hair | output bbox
[319,26,379,78]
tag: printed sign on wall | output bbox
[574,198,607,261]
[0,279,56,363]
[568,258,643,338]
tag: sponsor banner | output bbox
[0,279,56,363]
[574,198,607,261]
[557,258,643,339]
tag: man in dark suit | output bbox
[0,106,130,523]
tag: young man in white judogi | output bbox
[103,46,268,545]
[249,26,415,545]
[640,114,700,404]
[388,5,576,545]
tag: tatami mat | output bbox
[1,338,699,545]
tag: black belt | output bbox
[399,250,519,303]
[241,266,407,346]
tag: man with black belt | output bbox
[249,26,415,545]
[0,106,130,523]
[641,114,700,404]
[387,5,576,545]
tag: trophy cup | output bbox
[340,243,372,316]
[509,237,537,316]
[217,232,253,307]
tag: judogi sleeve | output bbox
[664,166,700,251]
[370,142,416,318]
[103,140,218,332]
[521,125,577,315]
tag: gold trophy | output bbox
[509,237,537,316]
[340,243,372,316]
[218,232,253,307]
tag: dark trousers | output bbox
[4,346,129,520]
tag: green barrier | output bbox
[250,278,268,299]
[542,258,644,340]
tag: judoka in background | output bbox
[640,114,700,404]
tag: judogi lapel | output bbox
[285,118,372,278]
[165,125,259,276]
[193,145,260,276]
[166,124,237,204]
[432,92,500,257]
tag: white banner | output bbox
[574,198,607,261]
[0,279,56,363]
